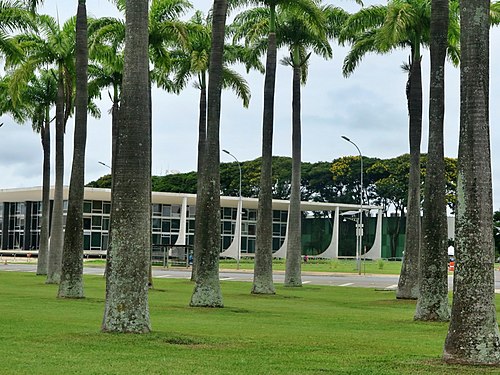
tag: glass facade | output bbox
[0,198,290,255]
[0,188,392,258]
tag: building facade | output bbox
[0,187,384,259]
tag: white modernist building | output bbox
[0,186,384,259]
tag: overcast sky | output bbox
[1,0,500,208]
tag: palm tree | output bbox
[0,70,56,277]
[341,0,458,300]
[8,15,77,284]
[102,0,152,332]
[229,0,337,294]
[163,10,258,281]
[443,0,500,364]
[414,0,458,321]
[90,0,191,167]
[444,0,500,365]
[189,0,228,307]
[58,0,88,298]
[0,1,35,62]
[87,15,125,172]
[280,5,331,287]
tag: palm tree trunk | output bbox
[414,0,450,321]
[102,0,151,333]
[443,0,500,364]
[36,113,50,275]
[396,48,422,300]
[189,0,227,307]
[192,75,207,282]
[46,67,65,285]
[284,58,302,287]
[252,12,277,294]
[58,0,88,298]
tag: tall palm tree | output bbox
[189,0,228,307]
[280,5,331,287]
[8,15,77,284]
[0,69,55,277]
[58,0,88,298]
[414,0,458,321]
[102,0,151,332]
[443,0,500,364]
[90,0,191,167]
[163,10,258,281]
[341,0,458,300]
[229,0,336,294]
[87,15,125,172]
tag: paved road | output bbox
[5,262,500,292]
[0,262,448,291]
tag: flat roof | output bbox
[0,186,381,212]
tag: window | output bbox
[91,232,101,248]
[83,201,92,213]
[83,218,91,230]
[153,204,161,216]
[171,220,180,231]
[91,216,102,230]
[152,218,161,231]
[162,220,170,232]
[248,210,257,221]
[172,205,181,217]
[223,221,232,234]
[84,234,90,250]
[92,200,102,212]
[103,218,110,231]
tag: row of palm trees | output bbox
[2,0,500,364]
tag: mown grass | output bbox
[220,258,404,274]
[1,272,498,374]
[83,258,404,275]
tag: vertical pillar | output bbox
[1,203,8,250]
[23,201,33,250]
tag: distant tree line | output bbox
[88,153,458,216]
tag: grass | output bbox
[83,258,405,274]
[220,258,404,274]
[84,258,404,274]
[1,272,499,374]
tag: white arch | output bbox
[363,208,383,259]
[272,207,289,259]
[174,196,188,246]
[219,198,243,259]
[315,206,339,259]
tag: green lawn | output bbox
[83,258,404,275]
[219,258,404,274]
[1,272,498,374]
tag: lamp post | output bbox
[98,161,111,169]
[341,136,363,275]
[222,149,242,270]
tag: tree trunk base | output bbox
[190,284,224,308]
[251,283,276,295]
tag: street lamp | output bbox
[222,149,242,270]
[98,161,111,169]
[341,136,363,275]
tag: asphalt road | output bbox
[0,262,456,291]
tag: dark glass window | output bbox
[91,232,101,248]
[93,200,102,212]
[83,218,91,230]
[83,201,92,213]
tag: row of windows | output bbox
[1,200,290,254]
